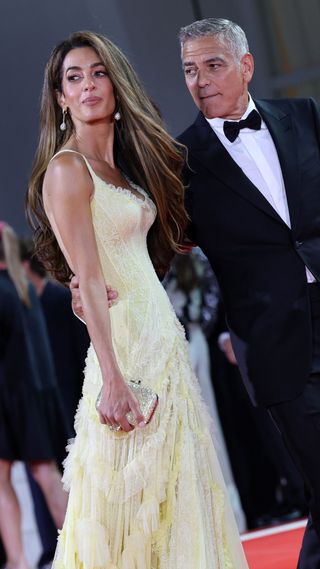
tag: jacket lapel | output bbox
[255,100,301,231]
[189,113,284,224]
[189,107,300,229]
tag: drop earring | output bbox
[114,110,121,121]
[60,108,67,131]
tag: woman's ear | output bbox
[56,90,65,110]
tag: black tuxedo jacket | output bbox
[178,98,320,407]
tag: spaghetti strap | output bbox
[50,149,156,210]
[50,149,96,179]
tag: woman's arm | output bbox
[70,275,118,323]
[43,153,144,432]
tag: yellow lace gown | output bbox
[52,150,249,569]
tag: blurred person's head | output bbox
[180,18,254,119]
[166,253,204,326]
[27,30,187,284]
[20,238,47,296]
[0,222,30,306]
[20,238,47,278]
[173,253,201,295]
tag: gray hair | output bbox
[179,18,249,63]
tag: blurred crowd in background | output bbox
[0,222,307,569]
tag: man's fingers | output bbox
[105,283,119,309]
[70,275,79,289]
[106,284,118,300]
[108,299,119,309]
[108,292,118,300]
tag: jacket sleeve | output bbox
[309,97,320,147]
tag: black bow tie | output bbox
[223,109,262,143]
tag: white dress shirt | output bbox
[206,96,315,283]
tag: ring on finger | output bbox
[108,423,121,432]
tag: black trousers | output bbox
[268,283,320,569]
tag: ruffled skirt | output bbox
[53,337,248,569]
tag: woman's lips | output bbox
[82,97,102,105]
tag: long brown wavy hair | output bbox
[27,31,188,283]
[0,222,31,307]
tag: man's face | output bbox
[181,36,254,120]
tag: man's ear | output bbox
[241,53,254,84]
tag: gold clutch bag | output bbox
[96,380,158,429]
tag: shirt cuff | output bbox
[218,331,231,351]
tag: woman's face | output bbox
[58,46,116,127]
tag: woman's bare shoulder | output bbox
[44,149,93,199]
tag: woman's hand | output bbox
[96,376,145,432]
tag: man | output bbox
[177,17,320,568]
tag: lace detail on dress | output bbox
[124,176,157,214]
[51,147,156,214]
[92,174,157,215]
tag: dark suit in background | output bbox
[179,97,320,565]
[40,280,90,432]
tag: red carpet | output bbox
[241,519,307,569]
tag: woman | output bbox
[27,31,248,569]
[0,222,68,569]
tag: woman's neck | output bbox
[71,120,116,167]
[0,261,7,270]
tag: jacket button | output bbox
[295,240,303,248]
